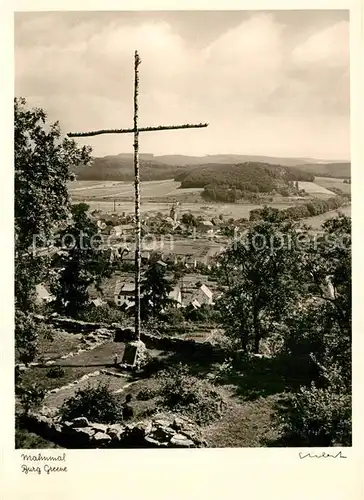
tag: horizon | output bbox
[92,152,350,163]
[15,10,350,160]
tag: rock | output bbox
[169,434,195,448]
[75,427,95,442]
[144,435,165,447]
[91,423,109,433]
[147,426,173,444]
[107,424,126,441]
[71,417,90,428]
[45,360,55,366]
[154,418,173,428]
[92,431,111,446]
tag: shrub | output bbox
[59,382,122,424]
[137,388,158,401]
[158,363,227,425]
[46,366,65,379]
[277,383,351,446]
[18,384,46,415]
[76,304,127,325]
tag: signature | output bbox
[299,451,347,459]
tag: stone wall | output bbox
[34,315,229,362]
[22,411,207,449]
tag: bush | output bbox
[76,304,127,325]
[158,363,227,424]
[59,382,122,424]
[277,383,351,446]
[18,384,46,415]
[137,388,158,401]
[46,366,65,379]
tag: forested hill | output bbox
[72,156,188,181]
[72,154,350,182]
[174,162,314,192]
[292,162,351,179]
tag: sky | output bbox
[14,10,350,160]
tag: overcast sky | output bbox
[15,11,350,160]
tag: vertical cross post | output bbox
[133,51,141,340]
[67,51,208,349]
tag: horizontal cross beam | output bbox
[67,122,208,138]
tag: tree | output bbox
[15,98,91,310]
[216,219,303,353]
[284,215,351,386]
[274,215,352,446]
[15,310,41,365]
[181,212,197,227]
[51,203,114,317]
[140,262,174,320]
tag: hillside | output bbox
[175,162,314,191]
[293,162,351,179]
[72,153,350,183]
[72,155,188,182]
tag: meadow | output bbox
[69,178,350,223]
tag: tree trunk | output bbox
[253,307,261,354]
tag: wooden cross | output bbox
[68,51,208,340]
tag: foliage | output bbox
[277,383,351,446]
[282,215,351,386]
[216,218,304,353]
[140,262,174,320]
[46,365,65,379]
[15,310,48,365]
[184,304,221,323]
[177,162,314,195]
[15,97,91,311]
[181,212,197,227]
[76,304,128,324]
[158,363,228,424]
[250,195,350,222]
[18,383,46,415]
[51,203,114,317]
[59,382,122,424]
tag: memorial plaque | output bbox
[122,344,138,366]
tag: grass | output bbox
[20,342,127,392]
[16,335,306,448]
[35,331,84,362]
[202,394,282,447]
[315,176,351,195]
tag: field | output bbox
[314,176,351,195]
[297,180,335,198]
[301,204,351,229]
[69,178,351,228]
[69,179,203,201]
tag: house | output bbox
[35,284,55,304]
[90,298,105,308]
[198,220,214,234]
[190,284,214,306]
[168,285,182,308]
[114,282,135,307]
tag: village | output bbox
[35,201,235,317]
